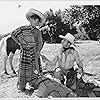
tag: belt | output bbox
[55,67,74,72]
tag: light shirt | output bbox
[52,47,76,70]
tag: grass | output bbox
[0,41,100,97]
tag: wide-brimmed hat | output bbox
[26,8,46,26]
[59,33,76,46]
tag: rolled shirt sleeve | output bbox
[11,26,28,47]
[11,27,22,45]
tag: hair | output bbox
[30,14,41,22]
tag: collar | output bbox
[30,24,36,30]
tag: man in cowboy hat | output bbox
[11,8,46,93]
[41,33,83,86]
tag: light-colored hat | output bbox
[59,33,76,46]
[26,8,46,26]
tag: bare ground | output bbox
[0,40,100,98]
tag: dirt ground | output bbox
[0,40,100,98]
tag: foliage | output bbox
[82,5,100,40]
[43,5,100,43]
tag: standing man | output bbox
[11,8,46,92]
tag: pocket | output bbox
[23,33,35,43]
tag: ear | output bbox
[28,17,32,22]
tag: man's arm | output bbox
[41,54,58,67]
[11,26,27,46]
[37,31,43,53]
[35,31,43,73]
[74,50,83,72]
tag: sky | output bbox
[0,0,99,34]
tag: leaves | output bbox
[43,5,100,41]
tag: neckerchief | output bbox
[62,47,69,52]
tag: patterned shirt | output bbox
[11,25,43,52]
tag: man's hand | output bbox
[76,67,83,73]
[34,70,38,74]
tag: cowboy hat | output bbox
[26,8,46,26]
[59,33,76,46]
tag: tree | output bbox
[82,5,100,40]
[43,5,100,42]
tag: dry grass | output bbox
[0,40,100,98]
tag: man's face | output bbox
[61,39,71,48]
[30,18,40,26]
